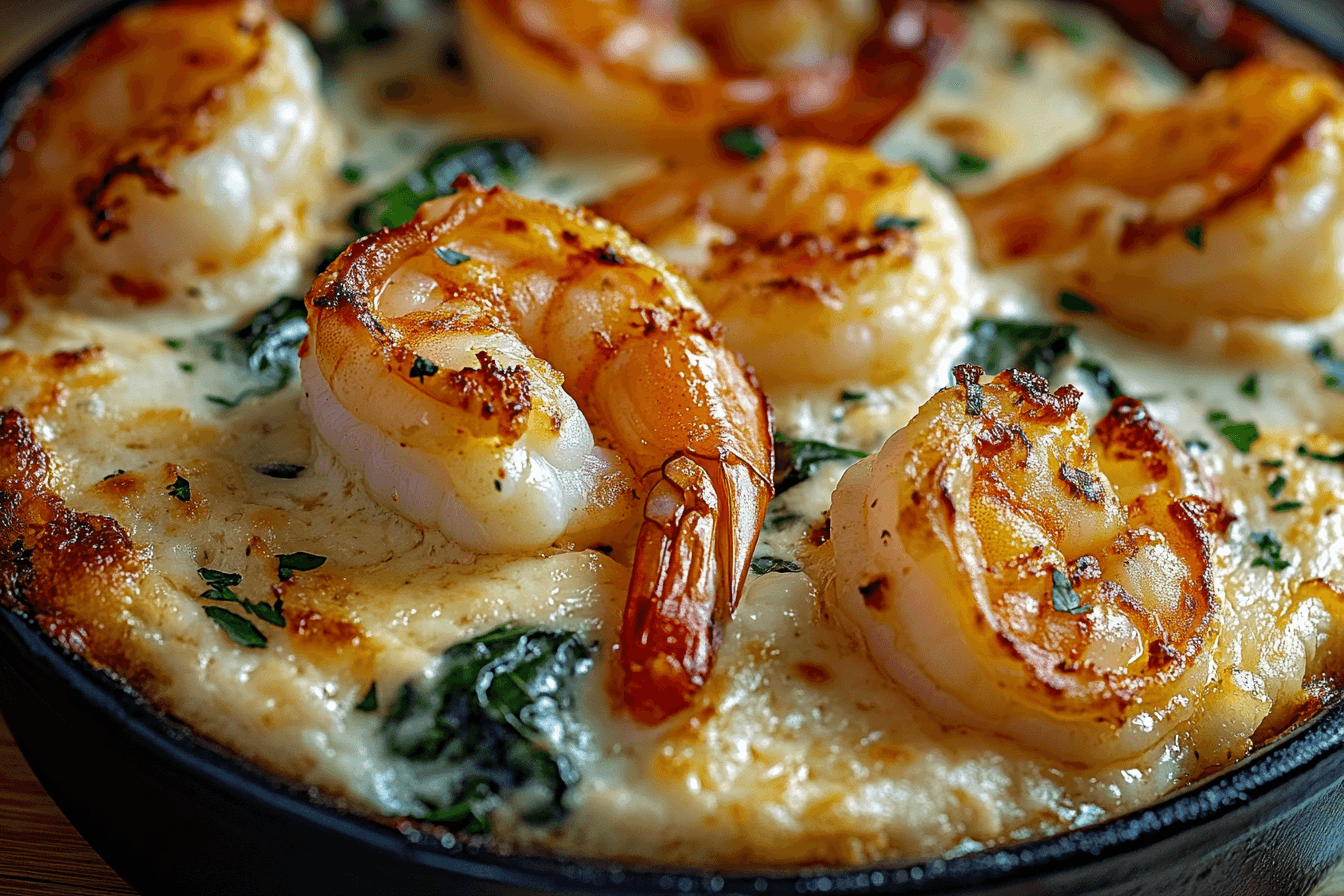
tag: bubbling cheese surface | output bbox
[2,0,1344,871]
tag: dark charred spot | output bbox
[412,350,533,442]
[1059,463,1104,502]
[76,155,177,241]
[560,230,580,246]
[860,576,889,611]
[793,661,834,685]
[1148,639,1179,670]
[594,244,624,266]
[503,218,527,233]
[1071,555,1102,580]
[807,514,831,547]
[1000,369,1080,421]
[953,364,984,416]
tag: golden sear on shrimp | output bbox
[303,177,773,724]
[832,367,1232,763]
[0,0,339,318]
[593,141,982,392]
[458,0,963,154]
[961,60,1344,342]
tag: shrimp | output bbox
[830,366,1232,763]
[592,141,982,392]
[302,176,773,724]
[457,0,963,154]
[960,60,1344,343]
[0,0,341,319]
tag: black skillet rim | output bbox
[1,1,1343,893]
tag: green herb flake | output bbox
[1076,359,1125,401]
[206,295,308,409]
[204,606,268,648]
[1311,341,1344,394]
[248,599,285,628]
[1272,501,1304,513]
[1267,474,1288,499]
[1239,373,1259,399]
[750,557,804,576]
[952,151,991,177]
[409,355,439,382]
[1053,16,1089,43]
[277,551,327,582]
[1050,568,1091,615]
[840,390,867,402]
[718,125,774,161]
[1207,410,1259,454]
[774,434,866,493]
[1184,222,1205,250]
[355,683,379,713]
[179,362,195,373]
[340,163,364,184]
[1058,291,1096,314]
[961,318,1076,379]
[1007,47,1030,73]
[1298,444,1344,464]
[163,338,184,350]
[349,139,535,235]
[434,246,471,266]
[198,567,242,603]
[1250,531,1291,571]
[874,215,922,232]
[167,475,192,502]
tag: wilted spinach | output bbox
[205,296,308,409]
[349,139,535,235]
[383,624,593,833]
[960,318,1076,380]
[774,433,865,493]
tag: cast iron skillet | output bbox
[3,3,1344,894]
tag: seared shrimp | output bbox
[0,0,340,318]
[961,60,1344,342]
[303,177,773,723]
[831,367,1231,763]
[593,141,981,392]
[458,0,962,153]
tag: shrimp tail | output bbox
[620,451,771,724]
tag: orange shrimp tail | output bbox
[620,452,770,724]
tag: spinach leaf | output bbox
[384,624,593,833]
[774,434,865,493]
[961,318,1076,380]
[349,140,535,235]
[206,296,308,408]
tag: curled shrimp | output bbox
[0,0,340,318]
[592,140,981,392]
[831,367,1230,763]
[961,60,1344,342]
[302,176,773,723]
[458,0,963,154]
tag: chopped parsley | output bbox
[340,163,364,185]
[163,338,184,350]
[198,567,285,628]
[167,475,191,502]
[204,606,268,648]
[1272,501,1304,513]
[1184,223,1205,250]
[1298,444,1344,464]
[1311,341,1344,394]
[1239,374,1259,399]
[277,551,327,582]
[355,683,379,713]
[1076,359,1125,401]
[874,215,922,232]
[1058,291,1096,314]
[1208,410,1259,453]
[409,355,439,381]
[839,390,867,402]
[1050,568,1091,615]
[718,125,774,161]
[1267,474,1288,499]
[750,557,804,576]
[349,139,535,234]
[1250,531,1290,571]
[1053,16,1089,44]
[952,151,991,177]
[774,434,866,493]
[961,318,1076,379]
[434,246,471,266]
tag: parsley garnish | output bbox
[874,215,922,232]
[961,318,1076,379]
[198,567,242,602]
[340,164,364,184]
[1058,291,1096,314]
[1267,474,1288,499]
[774,434,866,493]
[205,606,268,648]
[1053,16,1089,43]
[1311,341,1344,394]
[1298,444,1344,464]
[1208,411,1259,453]
[1051,568,1091,615]
[168,475,191,502]
[409,355,439,381]
[840,390,867,402]
[952,151,991,177]
[356,683,379,712]
[1250,531,1290,571]
[434,246,471,266]
[1272,501,1303,513]
[163,338,184,350]
[718,125,774,160]
[750,557,804,576]
[1184,223,1205,249]
[1239,374,1259,399]
[277,551,327,582]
